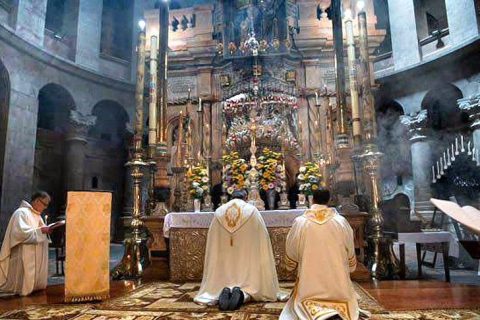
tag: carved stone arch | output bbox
[37,83,76,132]
[421,83,465,131]
[166,114,196,150]
[90,100,130,146]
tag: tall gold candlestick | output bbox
[112,20,148,280]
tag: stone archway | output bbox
[89,100,129,240]
[376,100,411,199]
[421,83,466,133]
[0,59,10,210]
[34,83,76,217]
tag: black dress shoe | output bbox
[228,287,245,310]
[218,287,231,311]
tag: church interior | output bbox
[1,0,480,318]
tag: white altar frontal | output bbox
[163,209,303,238]
[162,209,369,282]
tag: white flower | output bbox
[202,185,209,191]
[227,186,234,194]
[201,176,209,183]
[299,166,306,173]
[298,174,305,181]
[275,187,282,193]
[196,188,204,194]
[299,184,305,191]
[192,182,200,188]
[276,165,283,171]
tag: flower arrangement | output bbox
[186,164,209,199]
[222,151,249,195]
[257,148,287,192]
[297,162,323,195]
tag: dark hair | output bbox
[231,190,247,200]
[31,191,50,202]
[312,189,330,205]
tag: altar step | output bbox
[352,263,371,282]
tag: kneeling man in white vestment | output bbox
[194,190,287,310]
[0,191,52,296]
[280,189,361,320]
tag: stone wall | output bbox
[0,23,135,239]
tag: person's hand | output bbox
[40,226,51,234]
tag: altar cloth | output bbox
[163,210,305,238]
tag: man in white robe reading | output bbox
[280,189,361,320]
[0,191,52,296]
[194,190,286,310]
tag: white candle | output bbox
[198,97,203,112]
[440,157,445,174]
[148,35,158,146]
[461,135,465,152]
[432,166,436,183]
[447,148,451,165]
[468,141,472,155]
[444,152,448,168]
[436,161,441,178]
[472,148,476,161]
[451,144,455,161]
[455,137,459,155]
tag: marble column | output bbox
[445,0,479,45]
[458,93,480,163]
[387,0,421,69]
[64,110,96,192]
[400,110,432,218]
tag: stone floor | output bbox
[47,243,480,285]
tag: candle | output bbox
[447,148,451,165]
[440,157,445,174]
[148,35,158,147]
[432,166,436,183]
[436,161,441,178]
[444,152,448,168]
[198,97,203,112]
[468,141,472,155]
[455,137,459,155]
[176,111,184,166]
[451,144,455,161]
[461,135,465,152]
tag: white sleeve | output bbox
[10,211,48,245]
[285,218,304,271]
[344,221,357,272]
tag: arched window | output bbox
[100,0,133,61]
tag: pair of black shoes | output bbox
[218,287,244,311]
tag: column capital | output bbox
[400,109,429,142]
[458,93,480,130]
[66,110,96,141]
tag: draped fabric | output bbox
[65,192,111,302]
[280,204,360,320]
[0,201,49,296]
[194,199,287,305]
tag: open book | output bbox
[430,198,480,236]
[47,220,66,230]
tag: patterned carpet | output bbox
[1,282,479,320]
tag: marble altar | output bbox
[158,209,368,282]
